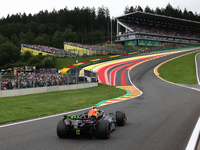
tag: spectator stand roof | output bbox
[115,11,200,28]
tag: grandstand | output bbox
[21,44,53,56]
[115,11,200,47]
[20,43,124,58]
[21,44,78,58]
[64,42,123,56]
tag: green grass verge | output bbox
[158,51,199,84]
[0,83,126,124]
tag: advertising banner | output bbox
[138,40,161,46]
[138,40,146,46]
[125,40,137,46]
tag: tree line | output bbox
[0,3,200,69]
[1,4,200,49]
[124,3,200,21]
[0,6,114,49]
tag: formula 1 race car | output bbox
[57,107,127,139]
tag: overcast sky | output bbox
[1,0,200,19]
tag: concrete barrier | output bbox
[47,86,59,92]
[0,83,98,98]
[34,87,47,94]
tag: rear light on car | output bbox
[64,119,71,126]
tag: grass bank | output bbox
[0,83,126,124]
[158,51,199,84]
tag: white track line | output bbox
[186,117,200,150]
[127,60,143,96]
[185,52,200,150]
[153,51,200,150]
[195,52,200,85]
[0,107,91,128]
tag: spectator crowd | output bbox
[119,19,200,39]
[21,43,123,58]
[1,72,77,90]
[21,44,75,56]
[65,42,122,53]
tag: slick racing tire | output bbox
[96,120,111,139]
[57,120,70,138]
[116,111,126,126]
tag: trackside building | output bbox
[115,11,200,47]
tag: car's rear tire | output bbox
[116,111,126,126]
[57,120,70,138]
[96,120,111,139]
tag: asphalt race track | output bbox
[1,49,200,150]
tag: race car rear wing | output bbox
[64,115,81,120]
[63,114,103,120]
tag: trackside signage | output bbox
[138,40,161,46]
[125,40,137,45]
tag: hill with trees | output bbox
[0,3,200,69]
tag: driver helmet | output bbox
[92,106,97,109]
[88,106,98,116]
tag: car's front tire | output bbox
[116,111,126,126]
